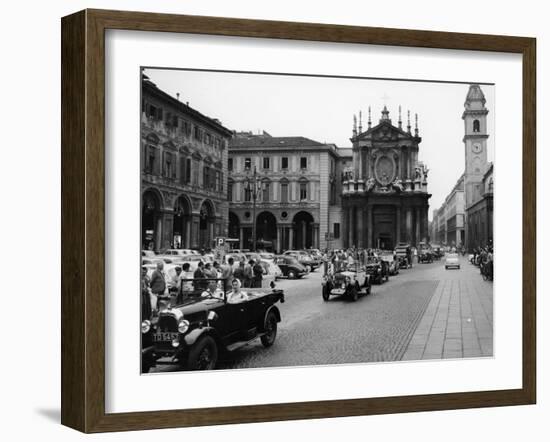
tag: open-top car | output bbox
[142,279,285,372]
[418,244,434,264]
[365,257,390,284]
[379,252,399,275]
[394,243,413,269]
[322,270,371,302]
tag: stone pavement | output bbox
[401,260,493,361]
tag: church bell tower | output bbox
[462,84,489,207]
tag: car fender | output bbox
[262,305,281,330]
[183,326,218,347]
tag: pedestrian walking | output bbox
[233,258,246,285]
[149,260,166,312]
[252,259,264,288]
[243,259,254,288]
[141,266,152,320]
[221,257,234,291]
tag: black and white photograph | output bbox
[140,68,494,373]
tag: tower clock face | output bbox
[472,143,482,154]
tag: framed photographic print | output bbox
[61,9,536,433]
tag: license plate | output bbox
[331,289,345,295]
[153,332,178,342]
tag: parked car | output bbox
[322,270,371,302]
[274,255,308,279]
[141,279,285,372]
[263,260,283,280]
[142,250,156,258]
[283,250,318,272]
[445,253,460,270]
[379,252,399,275]
[365,257,389,284]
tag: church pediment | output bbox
[355,121,411,142]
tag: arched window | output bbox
[473,119,480,132]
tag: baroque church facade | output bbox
[340,107,430,250]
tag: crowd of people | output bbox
[470,245,494,280]
[141,255,267,318]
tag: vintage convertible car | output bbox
[322,270,371,302]
[365,257,389,284]
[379,252,399,275]
[418,248,434,264]
[141,279,285,372]
[394,243,413,269]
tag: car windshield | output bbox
[447,253,459,258]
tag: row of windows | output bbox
[227,180,310,203]
[144,145,223,192]
[143,102,224,149]
[228,156,308,172]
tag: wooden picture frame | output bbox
[61,9,536,433]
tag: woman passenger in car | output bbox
[227,279,249,304]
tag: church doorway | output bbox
[372,206,396,251]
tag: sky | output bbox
[143,68,495,219]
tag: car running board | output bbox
[226,334,266,352]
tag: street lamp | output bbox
[245,166,265,252]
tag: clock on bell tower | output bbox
[462,84,489,207]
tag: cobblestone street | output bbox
[150,255,492,373]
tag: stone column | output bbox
[239,227,244,249]
[415,207,421,246]
[301,221,307,248]
[396,206,401,245]
[163,212,174,250]
[312,223,319,249]
[406,208,412,243]
[342,206,349,248]
[348,206,355,248]
[191,214,200,248]
[356,206,364,248]
[184,217,191,248]
[276,225,283,253]
[289,224,294,250]
[367,206,373,248]
[155,215,163,253]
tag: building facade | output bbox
[341,107,430,249]
[462,84,491,250]
[227,132,350,252]
[466,163,493,250]
[141,75,233,252]
[434,175,465,247]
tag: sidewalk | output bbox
[401,259,493,361]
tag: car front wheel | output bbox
[187,336,218,371]
[261,311,278,347]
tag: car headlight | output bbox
[178,319,190,334]
[141,320,151,334]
